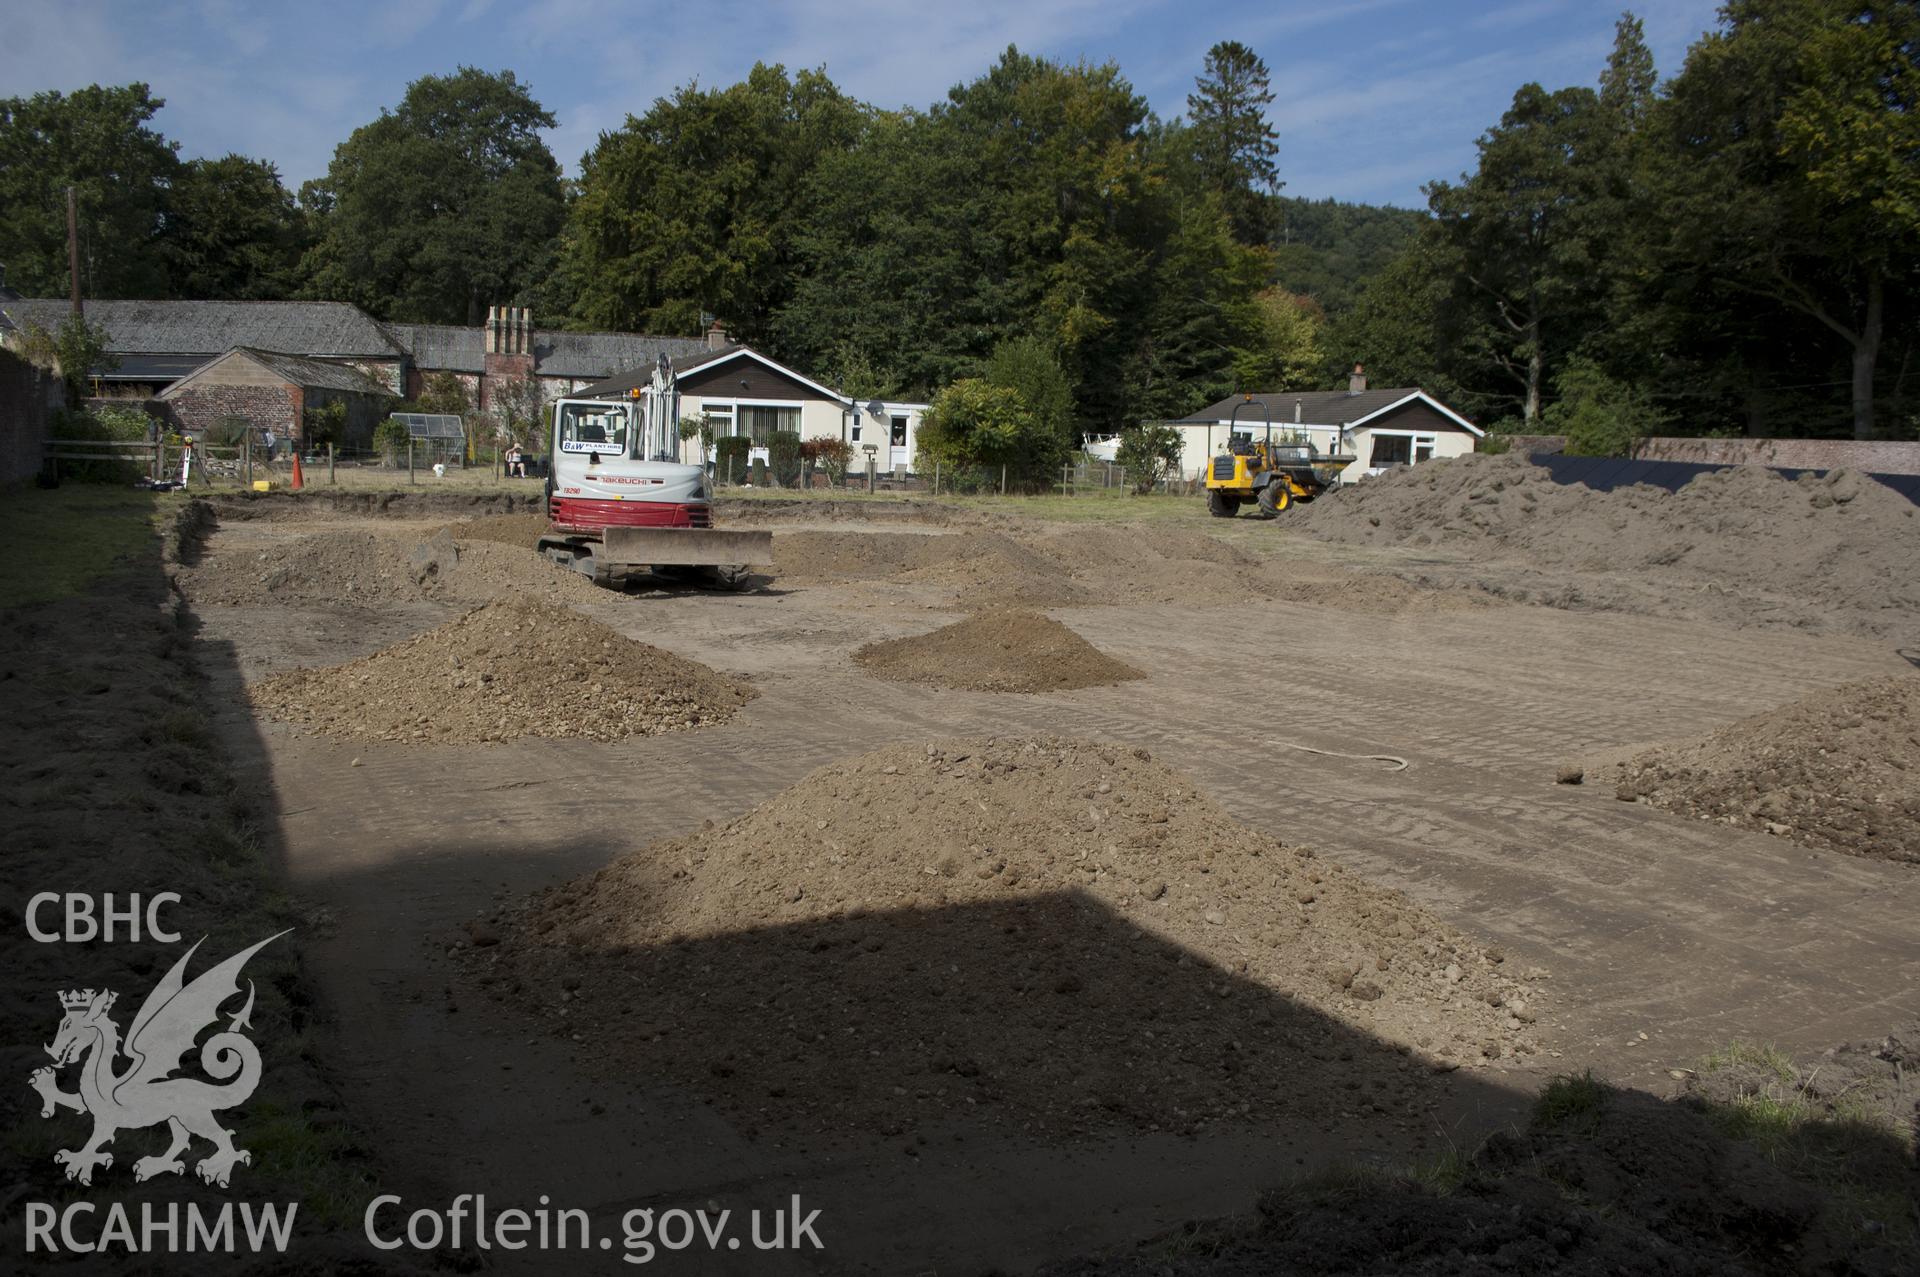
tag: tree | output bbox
[983,336,1074,450]
[563,64,861,336]
[917,379,1055,472]
[17,316,119,405]
[1427,82,1610,427]
[0,84,177,298]
[1234,289,1325,393]
[1546,356,1671,456]
[1187,41,1281,242]
[302,68,565,324]
[161,155,310,299]
[1116,422,1184,493]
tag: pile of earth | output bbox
[184,527,604,607]
[434,512,553,550]
[1293,454,1919,633]
[1042,1054,1918,1276]
[460,736,1545,1140]
[250,596,755,744]
[771,525,1467,611]
[1583,674,1919,863]
[853,610,1144,693]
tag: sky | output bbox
[1,0,1726,209]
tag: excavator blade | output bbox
[600,526,775,568]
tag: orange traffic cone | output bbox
[290,450,304,491]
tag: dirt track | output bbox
[180,496,1920,1274]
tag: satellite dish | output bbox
[865,399,886,417]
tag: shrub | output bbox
[374,419,413,465]
[302,401,347,450]
[919,379,1043,470]
[1547,359,1669,458]
[768,430,804,486]
[1116,422,1184,494]
[48,405,152,482]
[802,437,854,485]
[714,436,751,482]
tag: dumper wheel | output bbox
[1257,483,1291,518]
[1207,490,1238,518]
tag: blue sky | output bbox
[1,0,1724,208]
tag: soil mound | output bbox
[250,596,754,744]
[1296,454,1919,633]
[854,610,1144,692]
[1593,675,1919,863]
[465,736,1543,1139]
[185,527,603,608]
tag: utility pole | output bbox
[66,187,83,318]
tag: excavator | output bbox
[1204,396,1356,518]
[538,354,773,586]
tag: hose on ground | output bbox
[1269,740,1410,772]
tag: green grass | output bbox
[0,485,171,607]
[1700,1040,1796,1085]
[1532,1071,1610,1132]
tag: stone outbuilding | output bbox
[156,346,397,449]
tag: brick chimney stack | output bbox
[1348,363,1366,394]
[482,304,536,404]
[706,319,730,352]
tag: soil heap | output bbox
[1596,674,1919,863]
[185,527,604,608]
[853,610,1144,692]
[774,529,1088,606]
[250,596,755,744]
[1294,454,1919,633]
[465,736,1544,1139]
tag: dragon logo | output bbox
[29,931,287,1188]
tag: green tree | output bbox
[302,68,565,324]
[917,379,1055,471]
[983,336,1074,451]
[1187,41,1281,242]
[1546,356,1671,456]
[161,155,310,299]
[563,64,860,336]
[17,316,119,405]
[1116,422,1184,493]
[1427,82,1610,427]
[1722,0,1914,438]
[0,84,177,297]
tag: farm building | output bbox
[1171,367,1481,482]
[155,347,396,448]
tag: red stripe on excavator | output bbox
[550,497,711,530]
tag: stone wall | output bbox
[165,383,299,439]
[0,347,61,485]
[1507,434,1920,476]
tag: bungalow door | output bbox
[888,415,910,471]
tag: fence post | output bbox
[1000,464,1007,496]
[933,460,940,496]
[867,457,876,493]
[726,456,734,488]
[245,438,253,488]
[408,439,416,485]
[328,442,336,485]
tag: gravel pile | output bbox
[464,736,1546,1139]
[1594,674,1920,863]
[1294,454,1919,633]
[853,610,1144,693]
[250,597,755,744]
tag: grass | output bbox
[0,485,174,607]
[1700,1039,1796,1084]
[1532,1070,1610,1132]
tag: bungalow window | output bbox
[1372,434,1412,466]
[738,405,800,446]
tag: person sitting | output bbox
[506,446,526,478]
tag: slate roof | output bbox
[384,322,709,380]
[0,299,406,362]
[1176,388,1437,427]
[156,347,396,398]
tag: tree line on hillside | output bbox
[1,0,1913,453]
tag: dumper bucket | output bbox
[600,526,775,568]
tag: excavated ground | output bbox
[1580,674,1920,864]
[249,596,755,744]
[465,736,1546,1141]
[853,609,1145,693]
